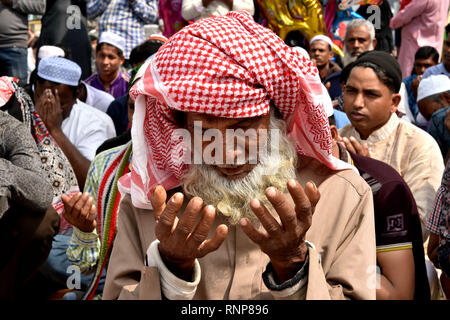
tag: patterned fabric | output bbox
[427,161,450,238]
[66,147,125,275]
[66,142,132,299]
[87,0,158,59]
[0,77,79,234]
[66,228,100,274]
[37,56,82,87]
[119,11,354,210]
[0,76,16,107]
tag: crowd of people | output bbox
[0,0,449,302]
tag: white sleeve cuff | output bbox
[146,240,201,300]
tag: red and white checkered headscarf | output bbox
[118,11,353,209]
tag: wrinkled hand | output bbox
[240,179,320,283]
[62,192,97,233]
[341,136,370,157]
[35,89,64,135]
[151,186,228,281]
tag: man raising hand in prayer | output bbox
[103,11,376,300]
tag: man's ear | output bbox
[372,38,377,49]
[330,124,339,145]
[391,93,401,113]
[120,55,125,65]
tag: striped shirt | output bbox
[426,161,450,237]
[87,0,158,59]
[66,145,125,274]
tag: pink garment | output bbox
[118,11,354,210]
[390,0,449,78]
[158,0,189,38]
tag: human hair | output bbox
[96,42,124,58]
[349,61,397,93]
[129,40,164,66]
[344,19,375,43]
[415,46,439,64]
[328,114,336,126]
[446,23,450,37]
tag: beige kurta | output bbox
[339,113,445,241]
[102,161,376,300]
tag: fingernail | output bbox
[173,193,183,202]
[250,198,260,208]
[310,181,317,191]
[288,179,297,188]
[240,218,247,227]
[266,187,276,197]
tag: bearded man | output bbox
[102,11,376,300]
[342,19,377,67]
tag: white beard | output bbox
[342,43,374,67]
[181,114,298,225]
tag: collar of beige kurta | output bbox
[118,11,354,210]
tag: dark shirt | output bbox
[96,130,131,155]
[106,94,129,136]
[343,147,430,300]
[37,0,92,79]
[428,106,450,159]
[356,1,394,53]
[324,70,342,101]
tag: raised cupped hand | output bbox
[62,192,97,233]
[150,186,228,281]
[240,179,320,283]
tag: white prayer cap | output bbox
[310,34,334,49]
[98,31,126,54]
[37,56,81,86]
[38,45,65,59]
[417,74,450,103]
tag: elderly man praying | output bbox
[103,11,377,300]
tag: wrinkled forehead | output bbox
[184,111,270,129]
[346,25,371,40]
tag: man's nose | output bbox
[353,40,362,49]
[353,93,364,109]
[223,136,246,165]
